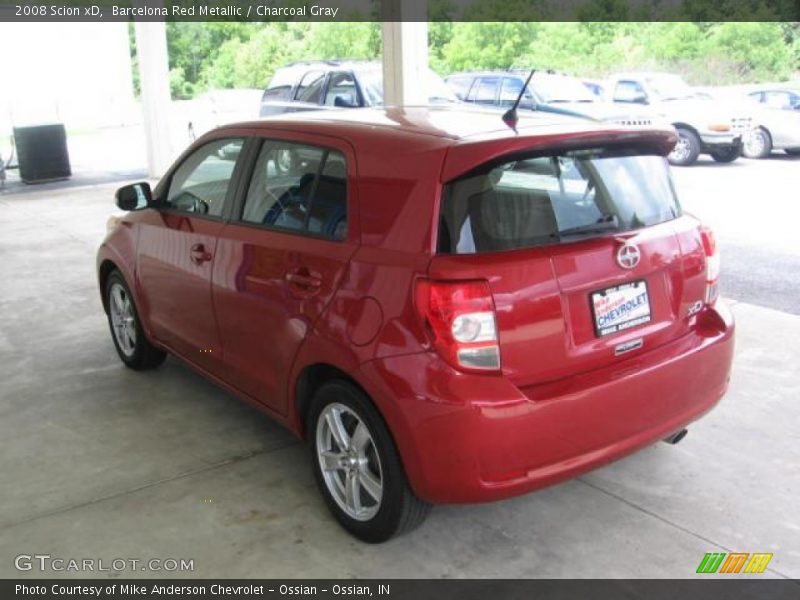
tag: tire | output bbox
[105,270,166,370]
[308,380,431,543]
[785,148,800,156]
[668,127,701,166]
[743,127,772,159]
[710,145,742,163]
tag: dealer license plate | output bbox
[591,280,651,337]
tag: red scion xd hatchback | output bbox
[98,106,734,543]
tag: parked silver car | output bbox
[607,72,753,165]
[743,88,800,157]
[695,87,800,158]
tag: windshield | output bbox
[530,74,597,103]
[438,152,680,254]
[360,68,459,105]
[645,74,696,101]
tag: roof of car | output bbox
[611,72,676,79]
[748,87,799,93]
[214,106,676,182]
[220,105,665,145]
[278,60,381,72]
[446,70,563,80]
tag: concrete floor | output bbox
[0,179,798,579]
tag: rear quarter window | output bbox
[263,68,297,101]
[446,76,474,100]
[438,152,680,255]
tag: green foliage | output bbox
[141,21,798,100]
[437,21,798,85]
[437,23,542,72]
[704,22,793,81]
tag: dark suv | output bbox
[259,60,458,117]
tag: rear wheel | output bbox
[308,380,430,543]
[710,145,741,163]
[785,148,800,156]
[668,127,701,166]
[743,127,772,159]
[105,270,166,370]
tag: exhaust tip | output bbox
[663,428,688,445]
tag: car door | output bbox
[136,138,245,372]
[211,134,357,415]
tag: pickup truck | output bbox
[607,72,753,165]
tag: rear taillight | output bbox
[414,279,501,373]
[700,226,720,305]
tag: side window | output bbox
[469,77,499,105]
[613,80,647,103]
[263,87,291,102]
[765,91,791,110]
[166,139,244,217]
[295,71,326,104]
[241,140,348,240]
[324,71,360,107]
[447,77,473,101]
[500,77,534,108]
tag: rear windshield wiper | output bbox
[554,215,620,239]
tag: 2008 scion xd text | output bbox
[98,106,734,543]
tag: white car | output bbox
[607,72,754,165]
[742,88,800,158]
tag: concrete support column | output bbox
[133,18,172,178]
[381,0,429,106]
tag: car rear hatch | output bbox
[425,127,714,389]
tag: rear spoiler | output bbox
[441,127,677,182]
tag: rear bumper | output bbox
[357,302,735,504]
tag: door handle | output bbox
[190,243,212,265]
[285,269,322,291]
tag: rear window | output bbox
[438,152,680,254]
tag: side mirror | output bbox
[115,182,153,211]
[334,94,358,108]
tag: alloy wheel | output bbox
[745,131,765,156]
[670,136,690,163]
[109,282,137,357]
[316,402,383,521]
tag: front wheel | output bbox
[710,145,742,163]
[743,127,772,159]
[308,380,430,543]
[105,270,166,370]
[668,127,701,166]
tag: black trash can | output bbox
[13,124,71,184]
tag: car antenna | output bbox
[502,69,536,132]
